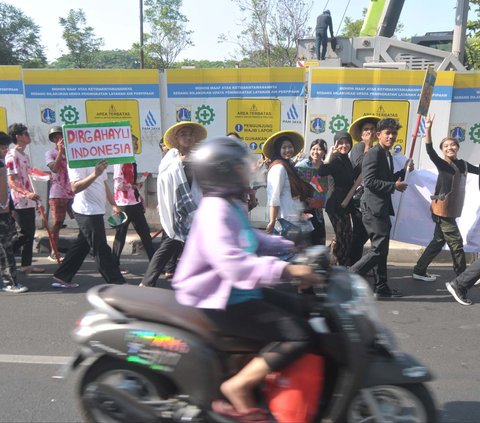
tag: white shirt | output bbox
[68,167,108,215]
[266,163,302,221]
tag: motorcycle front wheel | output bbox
[78,356,176,423]
[346,383,438,423]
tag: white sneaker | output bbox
[48,254,64,263]
[412,273,437,282]
[474,279,480,286]
[3,284,29,293]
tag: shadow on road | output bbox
[441,401,480,422]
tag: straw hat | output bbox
[262,130,304,160]
[163,122,207,149]
[348,115,381,142]
[48,126,63,142]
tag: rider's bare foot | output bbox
[220,379,256,413]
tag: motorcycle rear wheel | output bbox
[346,383,437,423]
[78,356,176,423]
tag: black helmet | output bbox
[192,136,249,196]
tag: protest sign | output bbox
[63,121,134,168]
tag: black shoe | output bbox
[445,281,472,306]
[374,287,403,299]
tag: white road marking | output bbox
[0,354,71,365]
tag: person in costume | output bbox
[317,132,355,266]
[112,134,154,273]
[45,126,74,263]
[413,114,479,282]
[348,115,381,264]
[295,139,329,245]
[263,131,312,235]
[140,121,207,287]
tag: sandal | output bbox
[211,400,274,423]
[19,266,45,274]
[51,282,79,289]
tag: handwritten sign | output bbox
[63,121,135,168]
[417,67,437,117]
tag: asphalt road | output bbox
[0,255,479,423]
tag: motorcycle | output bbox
[61,245,438,423]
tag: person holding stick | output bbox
[413,114,479,282]
[349,118,412,298]
[6,123,44,274]
[45,126,74,263]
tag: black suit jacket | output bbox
[361,145,405,217]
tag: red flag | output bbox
[29,168,51,182]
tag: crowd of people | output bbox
[1,116,479,421]
[261,115,479,303]
[0,116,479,307]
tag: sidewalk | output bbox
[34,227,478,265]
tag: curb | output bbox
[34,229,478,265]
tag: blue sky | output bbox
[3,0,465,62]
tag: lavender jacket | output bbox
[172,196,293,309]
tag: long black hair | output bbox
[307,139,327,166]
[270,136,299,172]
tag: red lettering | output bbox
[67,130,76,144]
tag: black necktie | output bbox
[388,153,394,173]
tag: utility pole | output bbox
[140,0,144,68]
[452,0,469,63]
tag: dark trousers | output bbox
[54,213,125,284]
[141,234,183,287]
[350,205,369,264]
[306,209,326,245]
[203,289,313,371]
[315,31,328,60]
[414,216,466,276]
[112,202,155,265]
[327,211,352,266]
[350,211,391,289]
[452,258,480,291]
[12,207,36,267]
[0,213,17,285]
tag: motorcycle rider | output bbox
[172,136,324,421]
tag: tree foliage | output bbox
[59,9,104,68]
[136,0,193,70]
[0,2,47,67]
[341,9,367,38]
[50,49,140,69]
[174,59,243,69]
[340,8,403,38]
[221,0,312,67]
[465,0,480,69]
